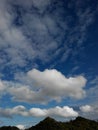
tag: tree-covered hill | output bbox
[0,116,98,130]
[0,126,19,130]
[26,116,98,130]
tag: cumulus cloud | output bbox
[8,85,45,103]
[27,69,87,100]
[80,105,93,113]
[30,106,78,118]
[16,125,25,130]
[0,105,28,118]
[10,105,28,116]
[78,76,98,119]
[30,108,47,117]
[0,69,87,104]
[0,105,78,118]
[87,82,98,106]
[79,104,98,120]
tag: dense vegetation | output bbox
[0,126,19,130]
[0,116,98,130]
[26,117,98,130]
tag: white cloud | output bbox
[0,105,78,118]
[80,105,93,113]
[0,0,96,73]
[90,76,98,85]
[30,106,78,118]
[0,80,5,91]
[11,105,28,116]
[8,85,45,103]
[87,84,98,105]
[0,105,28,118]
[27,69,87,100]
[79,78,98,119]
[32,0,51,10]
[79,104,98,120]
[0,0,36,68]
[0,69,87,104]
[0,0,58,69]
[29,108,47,117]
[0,80,6,97]
[16,125,25,130]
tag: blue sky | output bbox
[0,0,98,129]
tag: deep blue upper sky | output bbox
[0,0,98,129]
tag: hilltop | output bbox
[0,126,19,130]
[0,117,98,130]
[26,116,98,130]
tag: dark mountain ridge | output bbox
[0,117,98,130]
[26,116,98,130]
[0,126,19,130]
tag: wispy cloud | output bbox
[0,0,97,125]
[0,80,6,97]
[0,0,97,74]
